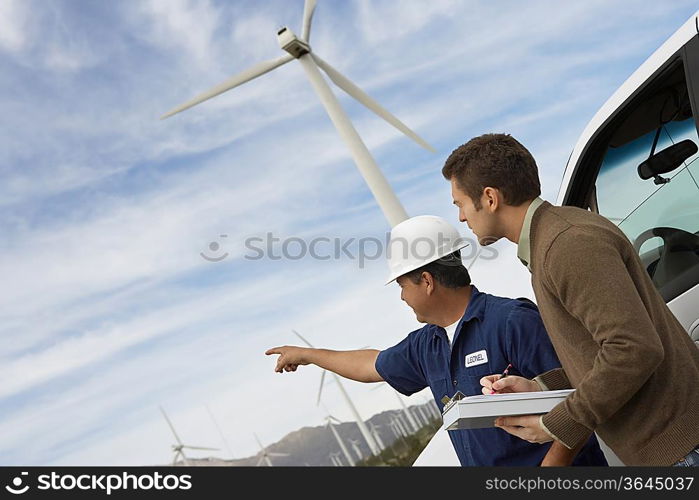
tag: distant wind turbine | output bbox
[159,406,219,466]
[349,439,364,462]
[324,411,355,467]
[369,422,386,451]
[393,390,420,433]
[388,420,400,440]
[329,452,343,466]
[423,396,441,419]
[161,0,434,227]
[205,405,234,459]
[390,417,409,448]
[253,433,289,467]
[293,329,381,455]
[372,381,420,433]
[413,404,429,427]
[393,414,409,437]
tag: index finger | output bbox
[265,346,284,355]
[496,416,526,427]
[479,374,501,388]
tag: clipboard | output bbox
[442,389,575,430]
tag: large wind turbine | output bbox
[159,406,219,466]
[292,330,381,455]
[161,0,434,227]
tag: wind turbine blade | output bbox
[301,0,317,42]
[316,370,326,406]
[159,406,184,447]
[161,54,294,119]
[328,415,342,424]
[268,452,289,457]
[182,445,219,451]
[253,433,265,451]
[312,53,435,152]
[256,456,265,467]
[206,405,235,458]
[292,329,314,347]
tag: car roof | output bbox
[556,12,699,205]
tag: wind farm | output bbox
[3,0,681,471]
[156,0,444,465]
[155,400,441,466]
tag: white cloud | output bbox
[0,0,29,53]
[138,0,221,70]
[356,0,460,45]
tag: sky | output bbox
[1,0,697,466]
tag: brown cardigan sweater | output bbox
[528,201,699,466]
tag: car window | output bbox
[593,80,699,302]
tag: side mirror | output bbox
[638,139,697,184]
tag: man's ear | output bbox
[422,271,435,295]
[482,187,501,212]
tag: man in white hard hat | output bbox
[265,215,606,466]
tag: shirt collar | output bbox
[461,285,485,323]
[516,197,545,271]
[432,285,485,338]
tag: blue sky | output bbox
[1,0,698,465]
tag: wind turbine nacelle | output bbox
[277,27,310,58]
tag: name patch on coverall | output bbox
[465,349,488,368]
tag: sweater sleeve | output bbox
[534,368,571,390]
[540,227,665,449]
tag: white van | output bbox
[414,11,699,467]
[558,12,699,341]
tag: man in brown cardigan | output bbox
[441,133,699,466]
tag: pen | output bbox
[490,363,512,394]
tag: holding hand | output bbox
[494,415,553,444]
[480,374,542,395]
[265,345,311,373]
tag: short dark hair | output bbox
[404,252,471,289]
[442,133,541,209]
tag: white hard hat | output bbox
[385,215,469,285]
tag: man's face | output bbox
[450,178,500,245]
[396,275,431,323]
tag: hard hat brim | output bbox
[384,240,470,285]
